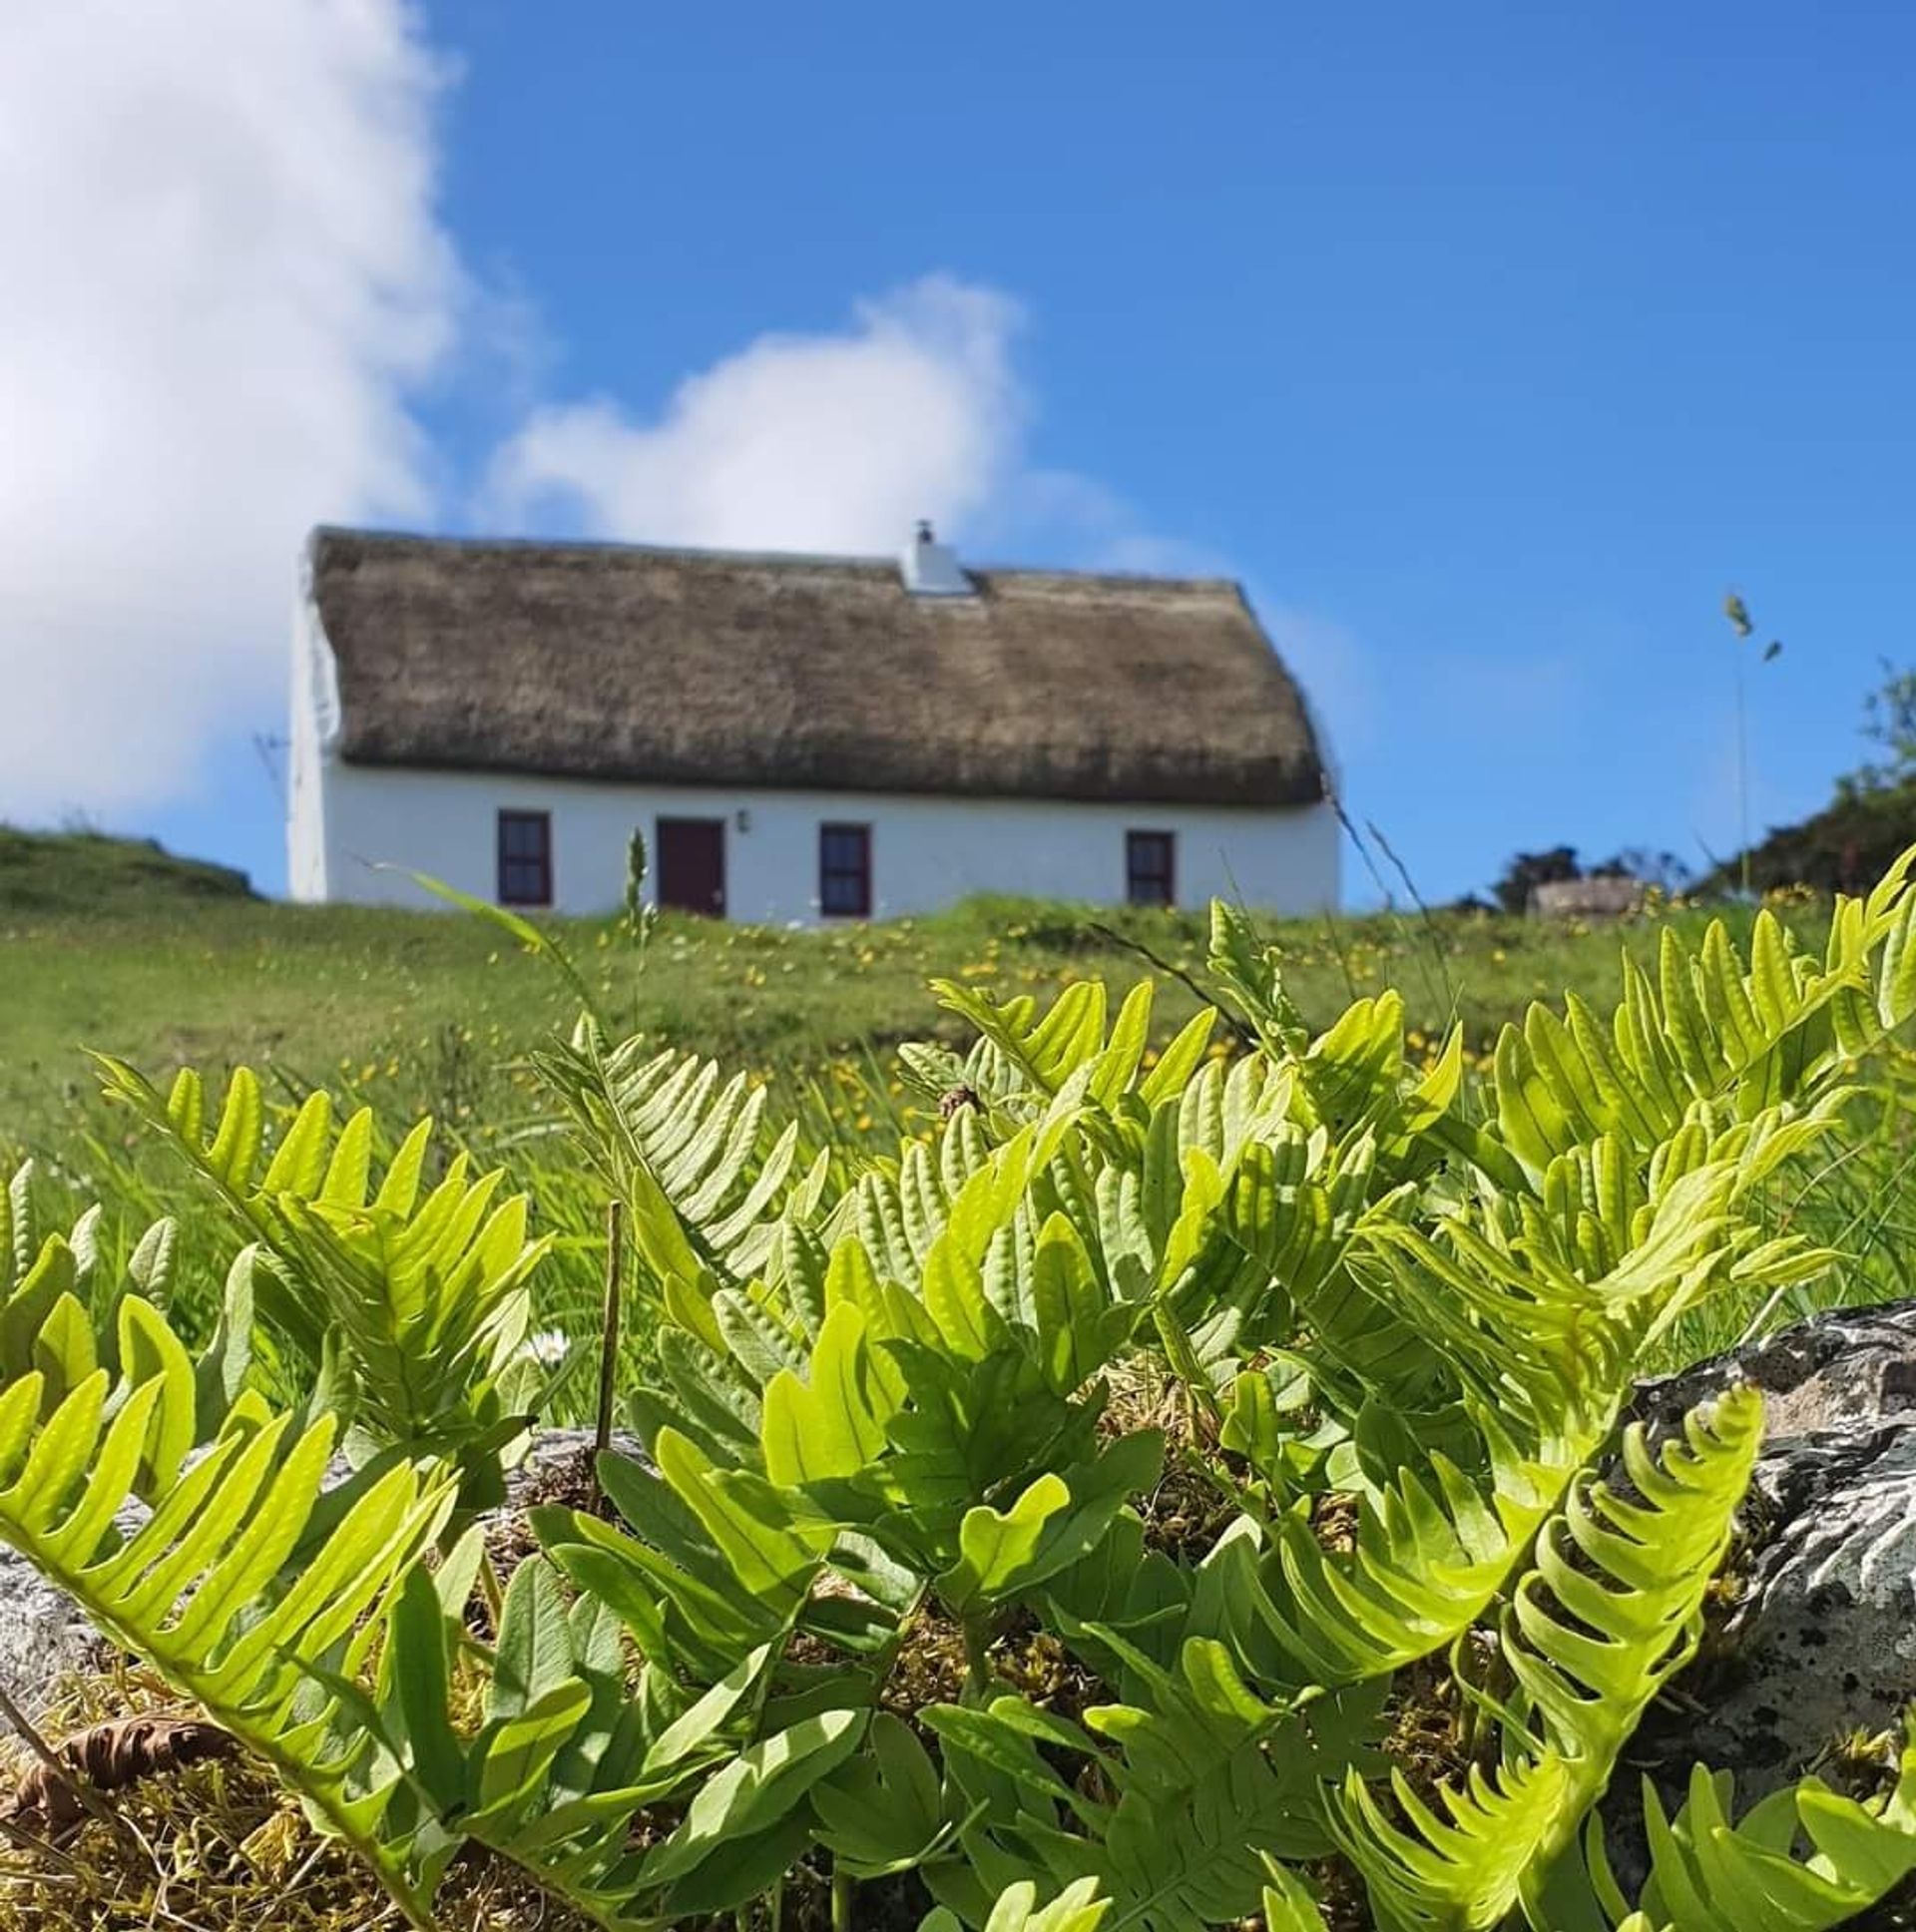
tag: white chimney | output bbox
[900,519,972,596]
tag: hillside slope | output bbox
[0,827,252,914]
[0,828,1821,1161]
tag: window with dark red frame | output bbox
[819,822,871,917]
[1126,829,1175,907]
[497,809,552,907]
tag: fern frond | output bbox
[1332,1388,1763,1931]
[923,1875,1114,1932]
[0,1293,455,1924]
[1534,1738,1916,1932]
[1488,864,1916,1190]
[1231,1385,1615,1687]
[93,1059,549,1501]
[933,975,1218,1119]
[533,1028,815,1295]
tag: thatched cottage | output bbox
[288,525,1336,922]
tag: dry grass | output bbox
[0,1663,606,1932]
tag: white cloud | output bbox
[0,0,460,818]
[487,277,1029,554]
[489,282,1379,836]
[0,0,1365,839]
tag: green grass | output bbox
[0,830,1817,1141]
[3,826,1903,1399]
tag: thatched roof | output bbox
[309,529,1326,809]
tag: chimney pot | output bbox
[901,520,971,596]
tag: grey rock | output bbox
[1626,1299,1916,1798]
[1606,1297,1916,1918]
[0,1552,110,1716]
[1634,1297,1916,1440]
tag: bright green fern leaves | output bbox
[1333,1388,1765,1932]
[0,859,1914,1929]
[96,1059,551,1510]
[0,1279,454,1924]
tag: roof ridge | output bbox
[307,524,1245,595]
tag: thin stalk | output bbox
[1319,907,1360,1007]
[831,1865,855,1932]
[477,1551,506,1634]
[1084,921,1257,1052]
[597,1197,625,1463]
[1365,816,1459,1022]
[1735,642,1752,899]
[0,1811,82,1872]
[961,1615,995,1700]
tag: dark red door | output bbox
[657,817,726,916]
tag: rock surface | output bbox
[1636,1296,1916,1441]
[1630,1298,1916,1798]
[0,1555,112,1713]
[1594,1300,1916,1925]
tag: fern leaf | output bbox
[1332,1388,1763,1932]
[0,1296,455,1924]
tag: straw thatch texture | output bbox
[311,529,1325,808]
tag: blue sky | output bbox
[11,2,1916,904]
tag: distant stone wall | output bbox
[1528,875,1644,919]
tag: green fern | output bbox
[1331,1387,1764,1931]
[6,856,1916,1932]
[1538,1736,1916,1931]
[95,1059,551,1507]
[0,1288,455,1924]
[533,1024,826,1298]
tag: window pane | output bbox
[499,811,551,905]
[818,824,869,916]
[1127,831,1174,907]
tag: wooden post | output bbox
[596,1197,625,1462]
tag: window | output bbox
[819,822,872,918]
[1127,830,1175,907]
[497,809,552,907]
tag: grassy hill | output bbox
[0,823,253,912]
[0,826,1810,1158]
[3,821,1908,1416]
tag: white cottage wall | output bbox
[285,581,341,903]
[294,758,1339,922]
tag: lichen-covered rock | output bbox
[1648,1419,1916,1787]
[1636,1298,1916,1442]
[0,1551,110,1715]
[1627,1299,1916,1798]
